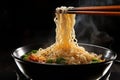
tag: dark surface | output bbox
[0,70,120,80]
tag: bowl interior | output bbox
[12,43,117,64]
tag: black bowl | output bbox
[11,43,117,80]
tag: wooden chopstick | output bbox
[67,11,120,16]
[68,5,120,11]
[66,5,120,16]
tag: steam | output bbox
[74,0,114,47]
[75,15,99,43]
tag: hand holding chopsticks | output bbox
[66,5,120,16]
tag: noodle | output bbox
[28,6,104,64]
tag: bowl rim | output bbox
[11,43,117,66]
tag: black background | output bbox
[0,0,120,79]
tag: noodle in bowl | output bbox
[21,6,105,65]
[12,43,117,80]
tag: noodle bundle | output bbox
[27,6,104,64]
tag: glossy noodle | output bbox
[26,6,104,64]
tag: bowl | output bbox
[11,43,117,80]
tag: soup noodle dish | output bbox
[22,6,105,65]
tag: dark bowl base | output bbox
[16,70,111,80]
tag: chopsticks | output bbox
[67,5,120,16]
